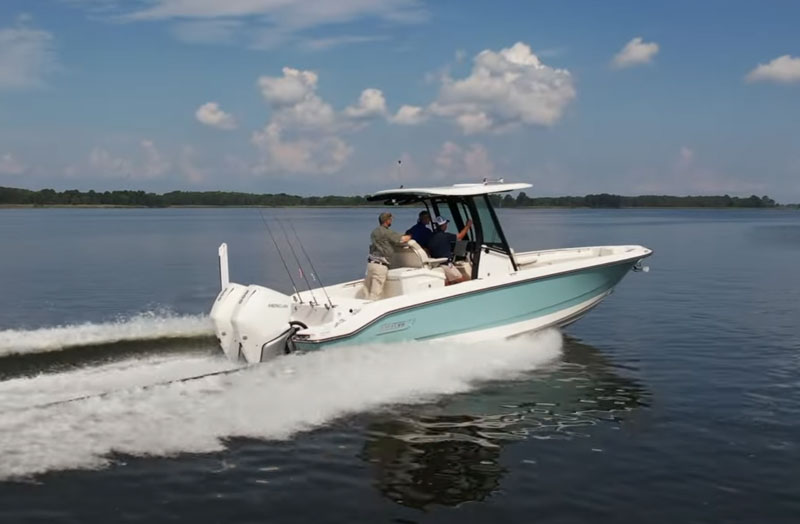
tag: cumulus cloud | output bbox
[251,123,352,175]
[140,139,171,176]
[746,55,800,84]
[612,37,659,69]
[195,102,237,130]
[343,88,387,119]
[430,42,576,134]
[434,142,495,181]
[88,147,134,177]
[253,67,358,174]
[0,153,27,175]
[389,105,426,125]
[0,18,58,89]
[258,67,336,130]
[178,145,205,183]
[87,140,170,179]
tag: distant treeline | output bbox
[0,186,790,208]
[492,192,781,208]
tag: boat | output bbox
[210,181,652,363]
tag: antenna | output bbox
[396,158,403,186]
[288,220,334,309]
[276,218,319,306]
[257,210,303,303]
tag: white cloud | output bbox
[171,19,243,45]
[195,102,237,130]
[344,88,387,119]
[259,67,318,106]
[434,142,494,181]
[252,66,359,175]
[301,35,388,51]
[0,153,27,175]
[68,0,427,50]
[178,145,205,183]
[389,105,426,125]
[258,67,337,132]
[746,55,800,84]
[612,37,659,69]
[119,0,427,27]
[0,19,57,89]
[88,147,134,177]
[87,140,170,179]
[678,146,694,167]
[251,123,352,175]
[430,42,576,134]
[140,139,171,176]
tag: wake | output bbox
[0,311,214,358]
[0,329,563,481]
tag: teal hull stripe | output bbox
[294,261,633,350]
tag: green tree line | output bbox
[491,192,780,208]
[0,186,787,208]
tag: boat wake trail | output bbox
[0,311,214,359]
[0,329,562,481]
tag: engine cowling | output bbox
[209,283,248,361]
[230,285,293,363]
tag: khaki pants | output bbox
[442,264,463,283]
[364,262,388,300]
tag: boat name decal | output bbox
[378,319,415,334]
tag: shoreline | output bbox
[1,204,796,210]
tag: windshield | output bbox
[473,196,503,246]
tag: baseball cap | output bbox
[434,216,449,226]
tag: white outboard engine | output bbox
[210,282,249,361]
[230,285,293,363]
[209,243,294,363]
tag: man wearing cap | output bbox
[405,210,433,248]
[428,216,473,284]
[365,211,411,300]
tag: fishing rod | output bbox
[276,218,319,306]
[258,209,303,303]
[288,220,334,309]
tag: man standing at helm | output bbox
[365,211,411,300]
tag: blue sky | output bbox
[1,0,799,200]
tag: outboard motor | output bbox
[230,285,293,363]
[210,282,248,361]
[210,243,294,363]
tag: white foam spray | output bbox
[0,329,562,481]
[0,312,214,358]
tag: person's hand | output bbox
[466,219,473,228]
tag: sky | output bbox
[0,0,799,201]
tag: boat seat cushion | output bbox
[390,240,446,269]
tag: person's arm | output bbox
[456,219,473,241]
[388,229,412,245]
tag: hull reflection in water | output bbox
[360,336,649,509]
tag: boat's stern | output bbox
[209,243,297,364]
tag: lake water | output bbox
[0,207,798,523]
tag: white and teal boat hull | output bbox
[292,257,637,351]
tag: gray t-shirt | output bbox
[369,225,404,262]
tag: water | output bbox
[0,207,798,523]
